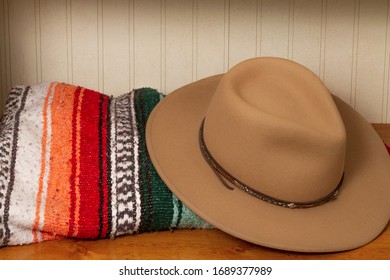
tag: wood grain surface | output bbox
[0,124,389,260]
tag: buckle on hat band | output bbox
[199,119,343,209]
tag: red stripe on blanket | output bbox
[68,86,82,237]
[99,95,111,238]
[386,143,390,154]
[77,89,102,238]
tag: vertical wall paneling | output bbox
[3,0,11,104]
[166,0,194,93]
[350,0,360,107]
[223,0,230,71]
[40,0,68,83]
[260,0,290,58]
[228,0,257,68]
[160,0,166,93]
[385,0,390,123]
[71,0,99,90]
[34,0,42,83]
[355,0,388,123]
[97,0,103,92]
[288,0,294,59]
[9,0,37,86]
[0,0,6,109]
[192,0,198,82]
[323,0,355,105]
[292,0,322,76]
[256,0,262,56]
[66,0,73,84]
[319,0,327,80]
[129,0,135,91]
[1,0,390,123]
[134,0,162,91]
[102,0,130,95]
[197,0,225,80]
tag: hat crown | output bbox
[203,57,346,202]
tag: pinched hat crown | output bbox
[202,58,346,203]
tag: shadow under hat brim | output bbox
[146,74,390,253]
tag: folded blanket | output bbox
[0,83,211,247]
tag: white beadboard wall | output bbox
[1,0,390,123]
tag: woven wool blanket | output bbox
[0,83,211,247]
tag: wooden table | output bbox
[0,124,389,260]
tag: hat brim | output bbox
[146,74,390,253]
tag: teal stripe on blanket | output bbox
[134,88,211,232]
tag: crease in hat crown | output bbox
[202,57,347,203]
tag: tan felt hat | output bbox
[146,57,390,252]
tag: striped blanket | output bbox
[0,83,210,247]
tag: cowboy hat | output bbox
[146,57,390,252]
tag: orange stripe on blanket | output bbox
[74,88,86,236]
[42,83,76,236]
